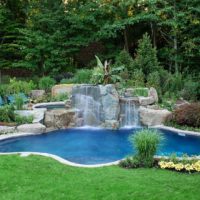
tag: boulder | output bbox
[0,126,16,135]
[100,84,120,121]
[139,107,171,126]
[102,120,119,130]
[174,99,190,110]
[31,90,45,99]
[44,109,76,129]
[124,88,134,97]
[51,84,75,97]
[17,123,46,133]
[138,96,155,106]
[148,87,158,103]
[15,109,45,123]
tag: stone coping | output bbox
[0,126,200,168]
[0,152,120,168]
[32,101,65,110]
[152,125,200,136]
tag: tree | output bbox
[133,33,161,77]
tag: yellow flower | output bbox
[184,164,193,171]
[174,163,184,171]
[166,162,175,169]
[192,161,200,172]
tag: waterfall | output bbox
[121,99,140,128]
[73,85,101,127]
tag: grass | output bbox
[0,155,200,200]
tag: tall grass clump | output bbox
[129,129,164,167]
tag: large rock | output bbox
[44,109,76,129]
[138,96,155,106]
[139,107,171,126]
[15,109,45,123]
[148,87,158,103]
[51,84,75,96]
[100,84,120,121]
[31,90,45,99]
[17,123,46,133]
[102,120,119,130]
[0,126,16,135]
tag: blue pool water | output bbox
[0,128,200,165]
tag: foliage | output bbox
[146,71,161,94]
[170,103,200,128]
[14,115,33,125]
[181,79,200,101]
[129,129,164,167]
[14,94,24,110]
[91,56,124,85]
[73,69,93,84]
[51,93,68,102]
[164,120,200,133]
[115,50,134,73]
[132,88,148,97]
[6,78,35,95]
[38,76,55,92]
[159,160,200,173]
[119,156,140,169]
[0,105,15,122]
[127,69,145,87]
[158,155,200,173]
[132,33,161,77]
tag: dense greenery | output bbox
[0,155,200,200]
[0,0,199,74]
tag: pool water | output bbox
[35,104,65,110]
[0,128,200,165]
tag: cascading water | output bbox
[71,84,141,129]
[120,99,140,128]
[73,85,101,127]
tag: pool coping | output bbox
[0,126,200,168]
[32,101,65,110]
[152,125,200,136]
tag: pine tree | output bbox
[133,33,161,77]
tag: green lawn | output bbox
[0,155,200,200]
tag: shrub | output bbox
[15,115,33,125]
[171,103,200,127]
[73,69,93,84]
[181,80,200,101]
[0,105,15,122]
[39,76,56,92]
[51,93,68,101]
[132,33,161,76]
[91,56,124,84]
[14,94,24,110]
[7,78,35,95]
[146,71,161,94]
[115,50,134,73]
[132,88,148,97]
[119,156,140,169]
[129,129,163,167]
[127,69,145,87]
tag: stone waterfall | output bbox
[119,98,140,128]
[71,84,140,129]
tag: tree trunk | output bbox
[150,22,156,47]
[124,27,129,52]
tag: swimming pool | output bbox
[0,128,200,165]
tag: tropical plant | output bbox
[14,94,24,110]
[91,56,124,85]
